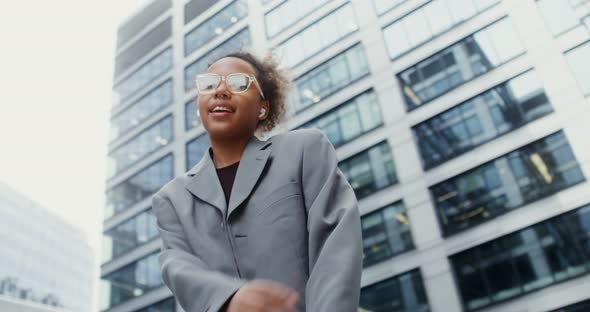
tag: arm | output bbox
[301,130,363,312]
[152,194,246,312]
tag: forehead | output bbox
[207,57,257,76]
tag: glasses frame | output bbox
[195,73,266,99]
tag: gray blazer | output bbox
[152,128,363,312]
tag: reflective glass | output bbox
[339,142,397,199]
[565,41,590,95]
[450,203,590,311]
[431,131,585,235]
[383,0,500,59]
[108,116,173,178]
[186,135,211,170]
[135,298,176,312]
[398,18,524,110]
[293,44,369,112]
[537,0,580,35]
[185,99,200,131]
[301,90,382,147]
[413,70,553,169]
[372,0,408,15]
[275,4,358,68]
[114,48,173,108]
[184,0,248,56]
[102,209,158,264]
[184,29,251,91]
[360,269,431,312]
[362,202,415,267]
[550,297,590,312]
[111,80,173,141]
[265,0,331,37]
[105,155,174,219]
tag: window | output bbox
[110,80,173,142]
[413,70,553,169]
[108,116,173,178]
[275,4,358,68]
[100,253,162,310]
[134,298,176,312]
[362,201,414,267]
[398,18,524,111]
[184,0,248,56]
[550,298,590,312]
[565,41,590,96]
[450,203,590,311]
[431,131,585,236]
[265,0,332,37]
[293,43,369,112]
[360,269,431,312]
[301,90,382,147]
[339,142,397,199]
[537,0,581,35]
[184,28,251,91]
[383,0,500,59]
[114,48,173,108]
[102,209,159,264]
[186,135,211,170]
[372,0,408,15]
[185,98,200,130]
[105,154,174,219]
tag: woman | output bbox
[152,51,362,312]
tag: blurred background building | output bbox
[0,182,94,311]
[101,0,590,311]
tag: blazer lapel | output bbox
[184,151,226,215]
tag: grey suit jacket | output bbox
[152,128,363,312]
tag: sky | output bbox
[0,0,146,256]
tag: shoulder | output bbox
[153,175,188,203]
[271,128,329,148]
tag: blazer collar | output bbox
[185,135,272,219]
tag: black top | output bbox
[215,161,240,205]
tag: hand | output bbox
[226,280,299,312]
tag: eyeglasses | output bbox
[195,73,265,99]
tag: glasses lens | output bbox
[196,75,220,93]
[226,74,250,92]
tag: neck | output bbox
[209,135,252,168]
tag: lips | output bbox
[209,102,235,113]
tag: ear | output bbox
[259,100,270,120]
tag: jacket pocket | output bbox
[255,181,302,216]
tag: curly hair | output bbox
[210,51,291,133]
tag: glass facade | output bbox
[110,80,173,142]
[265,0,331,37]
[360,269,431,312]
[101,253,162,311]
[275,4,358,68]
[135,298,176,312]
[102,209,158,264]
[114,48,173,107]
[398,18,525,111]
[550,298,590,312]
[184,0,248,56]
[301,90,382,147]
[537,0,581,35]
[293,43,369,112]
[186,134,211,170]
[565,41,590,96]
[413,70,553,170]
[383,0,500,59]
[108,116,173,178]
[372,0,407,15]
[184,28,251,91]
[362,201,414,267]
[339,142,397,199]
[431,131,585,236]
[185,98,200,130]
[450,203,590,311]
[105,154,174,219]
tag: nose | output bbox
[214,77,231,98]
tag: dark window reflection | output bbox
[398,18,524,111]
[360,269,430,312]
[451,204,590,311]
[185,98,200,131]
[362,201,414,267]
[414,70,553,170]
[301,90,383,147]
[135,298,176,312]
[431,131,585,236]
[101,253,162,310]
[102,209,159,264]
[186,135,211,170]
[550,297,590,312]
[105,154,174,219]
[339,142,397,199]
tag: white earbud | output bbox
[258,108,266,119]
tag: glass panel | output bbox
[431,131,585,235]
[185,98,201,131]
[565,41,590,95]
[186,135,211,170]
[264,0,331,37]
[135,298,176,312]
[102,209,158,263]
[372,0,408,15]
[537,0,579,35]
[360,269,431,312]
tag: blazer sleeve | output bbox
[152,193,246,312]
[301,130,363,312]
